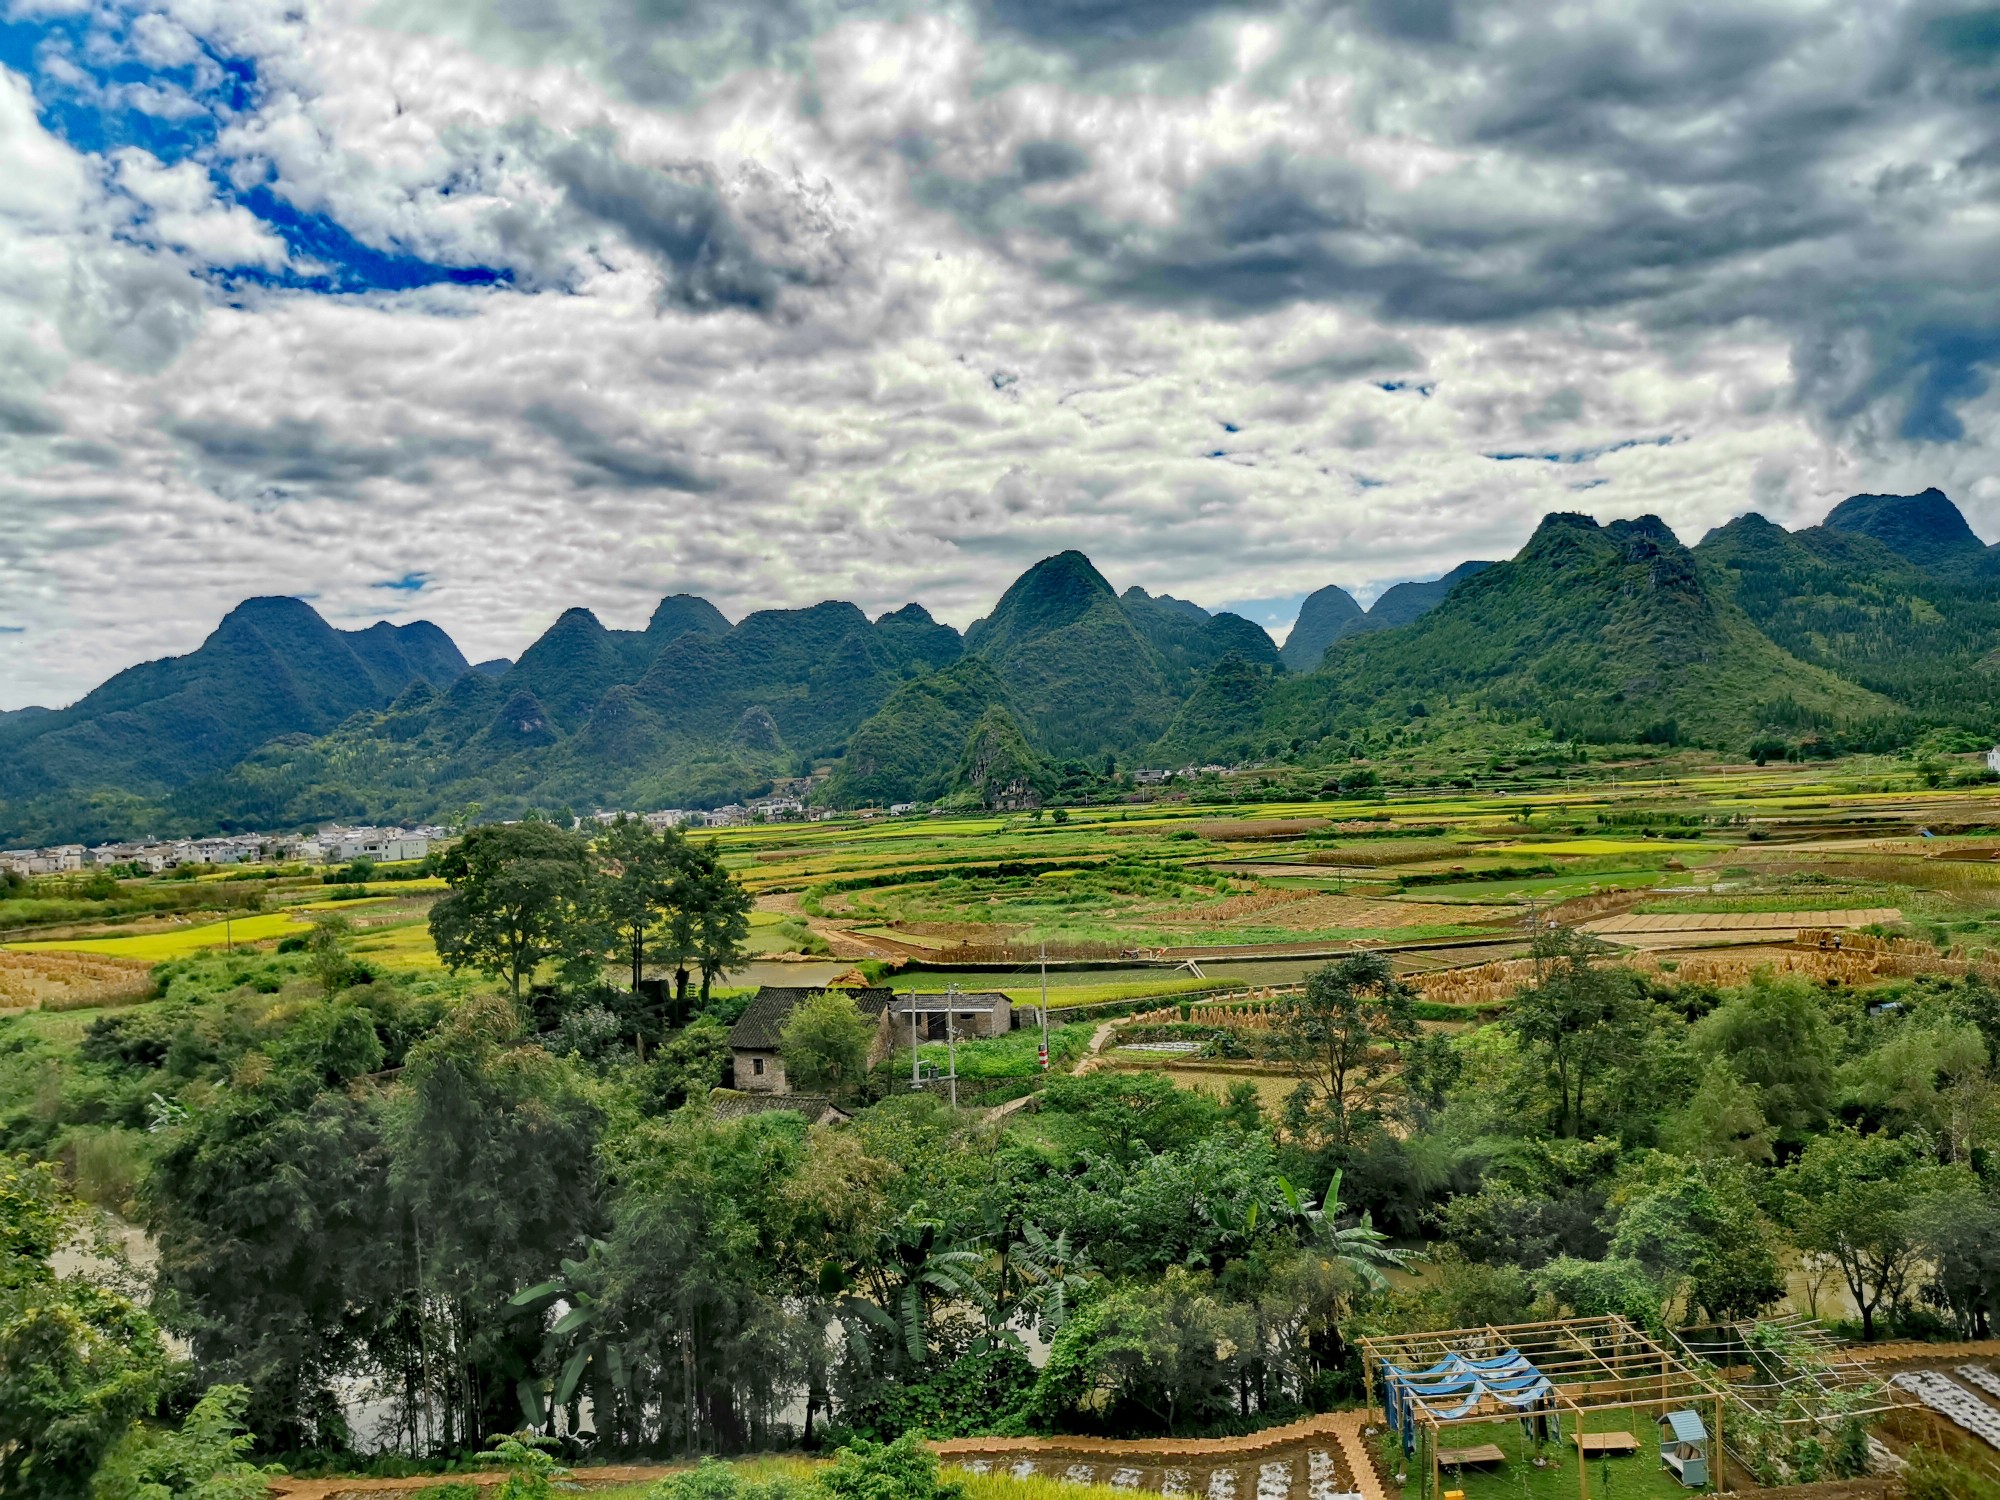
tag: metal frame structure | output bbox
[1358,1317,1729,1500]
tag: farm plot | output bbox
[1579,907,1901,948]
[0,950,154,1011]
[6,909,311,959]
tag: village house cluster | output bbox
[1132,764,1232,786]
[0,824,443,877]
[587,787,835,829]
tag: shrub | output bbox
[474,1432,572,1500]
[649,1458,807,1500]
[816,1435,967,1500]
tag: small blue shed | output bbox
[1657,1409,1709,1488]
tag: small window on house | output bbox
[752,1057,765,1075]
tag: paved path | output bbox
[1071,1020,1118,1075]
[1325,1410,1391,1500]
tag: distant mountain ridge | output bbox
[0,488,1988,843]
[0,597,471,839]
[1277,561,1496,671]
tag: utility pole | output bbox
[944,983,960,1110]
[1038,942,1050,1071]
[910,999,922,1091]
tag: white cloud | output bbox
[112,148,290,267]
[1,0,1997,709]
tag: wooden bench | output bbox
[1574,1431,1639,1457]
[1437,1444,1507,1469]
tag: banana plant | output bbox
[827,1217,991,1370]
[890,1226,986,1365]
[1192,1182,1265,1272]
[1009,1222,1094,1341]
[509,1240,633,1441]
[1272,1171,1410,1290]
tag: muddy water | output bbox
[949,1441,1362,1500]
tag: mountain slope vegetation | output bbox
[0,597,471,842]
[1696,510,2000,730]
[6,490,1992,840]
[1155,512,1894,769]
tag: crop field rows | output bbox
[9,763,2000,1013]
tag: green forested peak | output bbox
[953,702,1048,806]
[501,607,630,734]
[1278,584,1365,671]
[965,550,1119,656]
[1697,511,1787,548]
[1362,560,1494,630]
[1121,585,1209,622]
[645,594,731,639]
[1822,487,1984,570]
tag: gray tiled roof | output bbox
[726,986,893,1050]
[891,991,1010,1011]
[709,1091,853,1125]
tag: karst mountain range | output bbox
[6,488,1999,844]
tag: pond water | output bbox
[948,1439,1362,1500]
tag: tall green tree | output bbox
[430,822,599,1001]
[589,1107,820,1451]
[303,913,354,1002]
[1910,1181,2000,1339]
[144,1042,398,1449]
[388,997,603,1451]
[0,1156,170,1500]
[779,991,875,1099]
[1505,927,1644,1138]
[1608,1157,1783,1323]
[1778,1128,1972,1340]
[594,816,686,997]
[1033,1268,1254,1434]
[1274,953,1417,1146]
[681,843,752,1003]
[1694,972,1838,1142]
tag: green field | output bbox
[5,909,311,958]
[1385,1421,1699,1500]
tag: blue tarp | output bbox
[1381,1350,1558,1456]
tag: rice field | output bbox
[5,909,311,959]
[0,950,154,1010]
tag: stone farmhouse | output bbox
[726,984,1020,1096]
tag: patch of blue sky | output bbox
[372,572,433,592]
[1219,593,1310,634]
[229,188,511,294]
[1485,435,1677,464]
[0,9,228,161]
[3,7,509,296]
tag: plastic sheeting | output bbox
[1380,1350,1559,1456]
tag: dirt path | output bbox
[1070,1020,1118,1076]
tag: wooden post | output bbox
[1712,1395,1724,1493]
[1430,1425,1439,1500]
[1577,1403,1589,1500]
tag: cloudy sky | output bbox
[4,0,2000,707]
